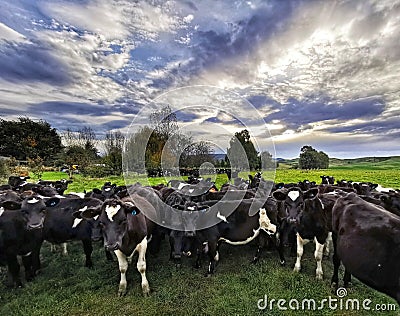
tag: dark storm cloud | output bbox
[327,116,400,136]
[100,119,132,131]
[29,101,113,117]
[0,41,70,85]
[264,98,386,130]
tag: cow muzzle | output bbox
[105,243,119,251]
[27,219,44,230]
[287,218,297,224]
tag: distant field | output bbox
[1,166,399,315]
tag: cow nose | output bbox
[287,218,297,224]
[28,223,43,230]
[184,231,195,237]
[105,243,119,251]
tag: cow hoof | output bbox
[118,285,127,297]
[316,274,323,280]
[175,263,182,269]
[293,266,300,273]
[250,258,259,264]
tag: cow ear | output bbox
[122,201,140,215]
[45,197,60,207]
[2,201,21,210]
[304,188,319,200]
[272,190,287,201]
[93,188,102,194]
[72,211,82,219]
[81,206,101,219]
[380,195,389,203]
[371,183,378,190]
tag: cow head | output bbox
[3,196,60,230]
[273,187,319,224]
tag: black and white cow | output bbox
[81,195,156,296]
[273,187,332,280]
[187,198,282,275]
[8,196,104,268]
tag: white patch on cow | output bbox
[288,190,300,201]
[187,206,196,211]
[72,218,83,228]
[188,189,194,193]
[217,211,228,223]
[214,251,219,262]
[19,181,27,187]
[22,251,32,257]
[124,201,135,207]
[318,198,324,209]
[259,208,276,234]
[178,183,189,190]
[105,204,121,222]
[68,192,85,198]
[104,187,111,192]
[376,184,395,193]
[78,206,88,213]
[94,215,99,220]
[219,228,260,245]
[55,195,66,199]
[0,207,4,217]
[27,198,40,204]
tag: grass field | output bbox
[1,166,399,315]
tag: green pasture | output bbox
[1,166,399,315]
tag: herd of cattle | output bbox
[0,173,400,304]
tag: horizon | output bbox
[0,1,399,159]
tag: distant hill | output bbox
[277,156,400,170]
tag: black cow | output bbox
[81,195,157,296]
[37,179,73,195]
[0,202,49,287]
[273,187,332,280]
[331,193,400,304]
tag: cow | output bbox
[273,187,332,280]
[0,201,50,287]
[331,193,400,304]
[8,175,30,189]
[7,196,104,268]
[81,195,157,296]
[320,175,335,185]
[185,198,283,275]
[37,179,73,195]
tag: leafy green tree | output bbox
[227,129,259,171]
[103,131,124,175]
[299,145,329,169]
[0,117,62,162]
[260,151,276,169]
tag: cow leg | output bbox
[206,240,218,276]
[61,243,68,256]
[21,252,34,282]
[115,249,129,296]
[252,234,266,264]
[135,237,150,296]
[276,235,286,266]
[323,232,332,258]
[343,269,352,288]
[331,232,340,290]
[82,240,93,268]
[314,237,325,280]
[105,249,114,261]
[7,256,22,288]
[293,233,305,273]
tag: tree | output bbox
[227,129,259,171]
[0,117,63,162]
[299,145,329,169]
[260,151,276,170]
[103,131,124,175]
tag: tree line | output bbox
[0,114,330,178]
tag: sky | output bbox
[0,0,399,158]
